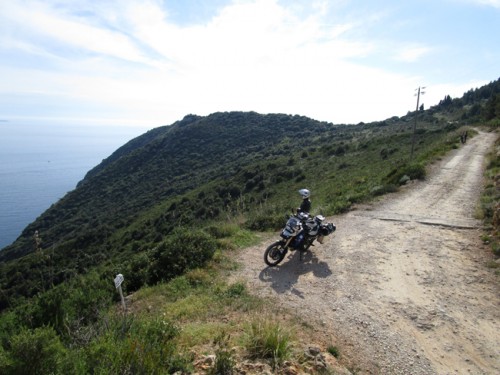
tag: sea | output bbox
[0,121,145,250]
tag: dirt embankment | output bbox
[232,130,499,374]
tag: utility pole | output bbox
[410,86,425,161]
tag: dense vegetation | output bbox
[480,136,500,258]
[0,78,498,373]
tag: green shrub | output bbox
[149,228,217,284]
[82,331,125,373]
[64,272,114,324]
[370,184,398,196]
[492,241,500,257]
[205,223,238,239]
[0,345,12,374]
[126,252,151,292]
[404,163,426,180]
[31,271,114,337]
[326,199,352,214]
[7,326,67,375]
[245,213,286,231]
[31,286,67,336]
[0,311,20,348]
[82,315,190,374]
[385,162,426,185]
[58,348,88,374]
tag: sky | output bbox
[0,0,499,129]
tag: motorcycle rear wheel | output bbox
[264,241,287,267]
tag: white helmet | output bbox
[298,188,310,199]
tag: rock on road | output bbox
[232,130,499,374]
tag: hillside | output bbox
[1,112,334,260]
[0,78,498,374]
[1,79,499,303]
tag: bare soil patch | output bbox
[231,131,499,374]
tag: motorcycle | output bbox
[264,212,336,267]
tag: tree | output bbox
[439,95,453,107]
[484,94,500,120]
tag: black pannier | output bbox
[320,223,336,236]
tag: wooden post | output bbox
[114,274,126,312]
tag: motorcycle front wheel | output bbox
[264,241,287,267]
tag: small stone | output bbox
[308,346,321,356]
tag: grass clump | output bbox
[327,345,340,358]
[244,317,293,368]
[209,331,236,375]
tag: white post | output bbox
[114,274,126,312]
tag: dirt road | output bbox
[232,130,499,374]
